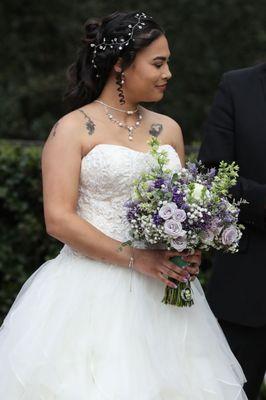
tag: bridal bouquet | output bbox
[123,137,245,307]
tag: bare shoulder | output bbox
[43,105,98,159]
[143,108,184,158]
[46,111,80,142]
[143,108,182,141]
[48,107,96,141]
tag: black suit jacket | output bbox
[198,63,266,327]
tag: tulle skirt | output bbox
[0,245,247,399]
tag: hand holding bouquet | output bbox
[124,138,246,307]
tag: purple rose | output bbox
[172,209,187,223]
[221,226,240,246]
[159,202,177,220]
[164,219,185,238]
[171,236,187,251]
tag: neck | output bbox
[97,76,139,113]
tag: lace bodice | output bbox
[62,143,181,256]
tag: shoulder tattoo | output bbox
[51,121,59,137]
[79,109,96,135]
[149,123,163,137]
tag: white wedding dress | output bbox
[0,144,247,400]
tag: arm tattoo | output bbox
[79,109,96,135]
[51,121,59,137]
[149,123,163,137]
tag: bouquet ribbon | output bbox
[162,255,194,307]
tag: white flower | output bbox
[191,183,208,202]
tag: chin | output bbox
[139,93,164,103]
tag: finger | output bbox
[157,272,178,288]
[164,250,183,258]
[164,262,189,277]
[182,254,201,265]
[184,264,200,275]
[194,249,201,256]
[160,266,188,283]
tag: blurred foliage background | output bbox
[1,0,266,395]
[1,0,266,142]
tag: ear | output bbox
[113,57,123,73]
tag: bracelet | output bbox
[128,256,134,269]
[128,249,134,292]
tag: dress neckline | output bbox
[82,143,176,162]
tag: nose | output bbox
[162,63,172,80]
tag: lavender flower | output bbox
[221,226,240,246]
[164,219,185,238]
[209,217,223,236]
[171,235,187,252]
[158,202,177,220]
[154,178,165,188]
[172,188,185,207]
[172,209,187,223]
[153,212,163,226]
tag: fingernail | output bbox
[171,284,177,288]
[182,278,188,282]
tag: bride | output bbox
[0,10,247,399]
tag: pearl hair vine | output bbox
[90,12,151,78]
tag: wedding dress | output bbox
[0,144,247,399]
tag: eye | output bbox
[154,64,163,69]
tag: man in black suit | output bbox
[198,63,266,400]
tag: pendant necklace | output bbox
[95,99,142,141]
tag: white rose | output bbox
[191,183,208,202]
[192,183,204,201]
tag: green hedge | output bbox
[0,140,61,323]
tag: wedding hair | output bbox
[64,11,164,111]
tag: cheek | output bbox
[129,69,158,90]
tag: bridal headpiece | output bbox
[90,12,150,77]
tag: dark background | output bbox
[1,0,266,143]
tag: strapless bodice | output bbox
[74,143,181,243]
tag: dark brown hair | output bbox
[64,11,164,111]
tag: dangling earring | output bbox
[116,71,126,105]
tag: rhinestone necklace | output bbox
[95,100,142,141]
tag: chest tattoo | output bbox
[149,123,163,137]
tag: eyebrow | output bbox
[153,56,170,61]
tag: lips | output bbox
[156,84,167,91]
